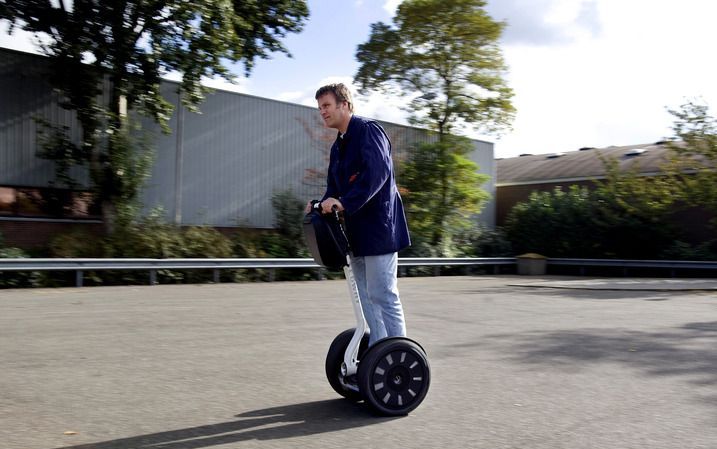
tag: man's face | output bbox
[317,93,349,130]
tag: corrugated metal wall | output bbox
[1,48,496,229]
[0,49,118,189]
[0,49,89,187]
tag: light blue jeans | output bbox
[350,252,406,346]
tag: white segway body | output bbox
[303,201,430,415]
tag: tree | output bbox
[355,0,514,137]
[664,101,717,221]
[1,0,309,232]
[591,156,680,259]
[400,135,490,255]
[354,0,514,254]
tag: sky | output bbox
[2,0,717,158]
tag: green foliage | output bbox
[181,227,233,258]
[355,0,514,136]
[104,209,185,259]
[48,229,104,258]
[45,209,235,285]
[0,247,44,288]
[660,240,717,261]
[591,155,680,258]
[464,226,513,257]
[505,186,600,257]
[230,190,317,281]
[664,101,717,225]
[401,135,490,255]
[262,190,313,280]
[355,0,511,257]
[267,189,310,258]
[505,180,682,259]
[104,119,157,229]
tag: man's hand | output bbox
[321,197,344,214]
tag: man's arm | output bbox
[337,122,391,215]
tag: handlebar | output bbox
[310,200,342,222]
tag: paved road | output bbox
[1,276,716,449]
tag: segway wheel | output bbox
[358,338,430,416]
[325,328,369,401]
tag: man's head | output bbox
[315,83,353,133]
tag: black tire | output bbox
[325,328,369,401]
[357,338,430,416]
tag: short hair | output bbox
[315,83,354,113]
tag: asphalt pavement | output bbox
[1,275,716,449]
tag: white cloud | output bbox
[383,0,402,16]
[490,0,717,157]
[201,76,250,95]
[486,0,602,46]
[276,90,305,102]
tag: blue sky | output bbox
[3,0,717,158]
[230,0,395,99]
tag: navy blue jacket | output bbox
[322,115,410,256]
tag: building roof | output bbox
[496,142,675,186]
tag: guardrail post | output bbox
[213,269,220,283]
[149,269,157,285]
[76,270,83,288]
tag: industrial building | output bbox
[495,143,672,225]
[0,48,496,249]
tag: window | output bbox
[0,186,100,220]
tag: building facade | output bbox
[0,48,496,249]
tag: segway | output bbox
[303,201,430,416]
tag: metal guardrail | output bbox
[2,257,715,287]
[0,257,517,287]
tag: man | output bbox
[308,83,410,346]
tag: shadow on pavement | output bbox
[517,288,678,301]
[52,399,392,449]
[486,321,717,388]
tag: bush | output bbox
[49,229,104,257]
[11,189,325,286]
[46,209,236,285]
[0,247,44,288]
[470,226,513,257]
[660,240,717,261]
[505,186,600,257]
[504,184,687,259]
[260,190,315,280]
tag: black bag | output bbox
[303,206,349,271]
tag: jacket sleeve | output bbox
[340,122,391,216]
